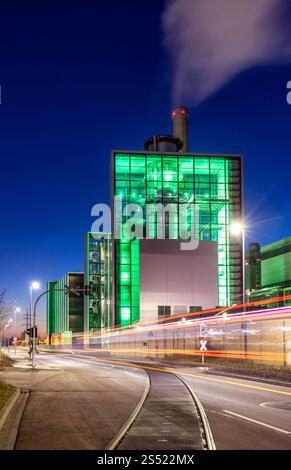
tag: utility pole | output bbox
[22,308,30,331]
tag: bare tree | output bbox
[0,290,13,332]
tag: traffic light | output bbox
[31,326,37,338]
[84,285,91,296]
[26,327,38,338]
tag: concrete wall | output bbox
[139,239,218,323]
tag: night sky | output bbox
[1,0,291,332]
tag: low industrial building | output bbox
[246,237,291,307]
[47,272,84,343]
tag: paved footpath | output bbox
[0,352,147,450]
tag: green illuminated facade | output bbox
[112,151,243,327]
[84,233,111,333]
[248,237,291,307]
[47,272,84,337]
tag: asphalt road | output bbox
[175,367,291,450]
[2,352,147,450]
[44,355,291,450]
[4,352,291,450]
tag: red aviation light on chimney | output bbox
[171,106,189,152]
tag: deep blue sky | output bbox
[1,0,291,332]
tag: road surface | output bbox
[1,352,147,449]
[177,366,291,450]
[2,352,291,450]
[41,355,291,450]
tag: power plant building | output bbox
[48,107,244,335]
[111,108,243,327]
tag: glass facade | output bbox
[85,233,111,333]
[113,152,242,326]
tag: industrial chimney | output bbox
[171,106,189,152]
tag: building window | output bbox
[189,306,202,312]
[158,306,171,318]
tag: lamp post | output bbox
[14,307,21,355]
[29,282,40,329]
[31,290,48,368]
[30,285,89,368]
[28,282,40,366]
[230,222,247,362]
[230,222,246,307]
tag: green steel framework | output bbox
[84,232,111,333]
[112,151,243,327]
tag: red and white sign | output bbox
[199,338,208,351]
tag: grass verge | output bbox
[0,352,14,368]
[0,380,16,412]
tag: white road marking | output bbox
[222,409,291,435]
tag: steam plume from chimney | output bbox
[162,0,291,106]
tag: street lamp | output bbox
[230,222,244,236]
[14,307,21,355]
[31,281,40,290]
[230,221,248,363]
[230,222,246,306]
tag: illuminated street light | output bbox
[31,281,40,290]
[230,222,244,236]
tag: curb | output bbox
[105,369,150,450]
[191,389,216,450]
[0,388,20,432]
[171,372,216,451]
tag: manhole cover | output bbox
[261,402,291,410]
